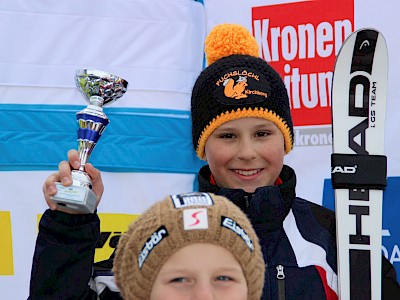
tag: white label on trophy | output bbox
[54,185,87,203]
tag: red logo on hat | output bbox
[183,208,209,230]
[252,0,354,126]
[188,210,203,226]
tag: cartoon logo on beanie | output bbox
[214,67,271,105]
[221,216,254,252]
[171,192,214,208]
[223,76,248,99]
[138,226,169,269]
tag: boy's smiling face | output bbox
[204,117,285,193]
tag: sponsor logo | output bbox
[223,75,250,100]
[213,67,270,105]
[322,176,400,282]
[0,211,14,275]
[294,126,332,147]
[221,216,254,252]
[336,32,381,296]
[331,165,357,174]
[95,213,139,262]
[183,208,208,230]
[252,0,354,126]
[171,192,214,208]
[382,229,400,268]
[96,231,123,249]
[345,30,379,253]
[138,226,168,269]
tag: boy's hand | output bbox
[42,149,104,214]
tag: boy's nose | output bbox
[237,139,257,160]
[193,282,215,300]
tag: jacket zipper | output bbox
[276,264,286,300]
[243,195,250,209]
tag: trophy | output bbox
[51,69,128,213]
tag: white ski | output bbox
[331,28,388,300]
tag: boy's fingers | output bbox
[67,149,81,169]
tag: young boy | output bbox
[29,24,400,299]
[113,192,264,300]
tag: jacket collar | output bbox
[198,164,296,232]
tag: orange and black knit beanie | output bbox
[191,23,294,159]
[113,192,265,300]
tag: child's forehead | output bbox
[216,117,279,129]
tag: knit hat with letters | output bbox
[191,23,293,159]
[113,192,264,300]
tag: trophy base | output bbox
[51,182,97,214]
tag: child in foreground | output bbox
[113,192,265,300]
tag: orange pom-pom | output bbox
[204,24,259,65]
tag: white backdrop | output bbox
[0,0,399,299]
[0,1,206,298]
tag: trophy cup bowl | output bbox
[51,69,128,213]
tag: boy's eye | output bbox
[170,277,186,283]
[256,131,270,137]
[216,275,233,281]
[219,133,235,139]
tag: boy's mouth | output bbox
[233,169,262,176]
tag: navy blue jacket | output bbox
[198,164,399,299]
